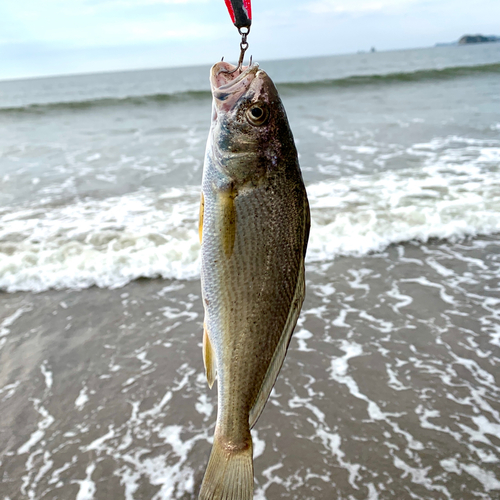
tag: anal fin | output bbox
[203,323,217,389]
[249,261,306,429]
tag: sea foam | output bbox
[1,138,499,293]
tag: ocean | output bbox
[0,42,499,499]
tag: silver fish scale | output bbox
[201,166,307,443]
[198,62,309,500]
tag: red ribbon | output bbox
[224,0,252,28]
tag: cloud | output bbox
[304,0,416,14]
[110,20,219,43]
[2,0,500,79]
[84,0,208,7]
[0,0,225,47]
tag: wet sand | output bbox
[1,237,500,499]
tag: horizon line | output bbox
[0,43,439,83]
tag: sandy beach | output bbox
[1,236,499,499]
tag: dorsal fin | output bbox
[249,261,306,428]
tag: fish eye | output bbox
[246,104,269,126]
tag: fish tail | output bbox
[199,431,253,500]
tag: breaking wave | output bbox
[2,62,499,115]
[0,90,210,114]
[283,62,500,89]
[1,136,499,293]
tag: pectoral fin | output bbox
[248,261,306,429]
[218,187,237,258]
[203,323,217,389]
[199,192,204,244]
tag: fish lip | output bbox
[210,62,260,104]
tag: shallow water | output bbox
[1,237,499,499]
[1,43,500,499]
[1,44,499,292]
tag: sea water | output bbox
[1,43,500,500]
[0,43,499,292]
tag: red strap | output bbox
[224,0,236,24]
[224,0,252,28]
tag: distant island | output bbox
[436,34,500,47]
[459,34,500,44]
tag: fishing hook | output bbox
[224,27,251,74]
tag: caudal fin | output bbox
[199,434,253,500]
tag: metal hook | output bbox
[224,27,251,74]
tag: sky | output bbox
[1,0,499,80]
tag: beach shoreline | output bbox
[1,236,499,499]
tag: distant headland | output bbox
[436,34,500,46]
[459,34,500,44]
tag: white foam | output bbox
[0,306,31,343]
[251,429,266,459]
[74,463,97,500]
[75,386,89,411]
[195,393,213,418]
[294,329,314,352]
[17,400,55,455]
[0,380,20,401]
[307,140,500,262]
[40,361,53,390]
[1,136,499,292]
[440,457,500,492]
[315,428,361,488]
[83,426,116,452]
[401,277,457,305]
[330,340,425,451]
[461,463,500,491]
[0,187,201,292]
[392,455,452,497]
[489,324,500,348]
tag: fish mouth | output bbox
[210,62,261,112]
[210,62,260,91]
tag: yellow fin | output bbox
[248,261,306,429]
[199,192,204,244]
[219,187,237,258]
[203,323,217,389]
[199,431,253,500]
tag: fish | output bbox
[198,61,310,500]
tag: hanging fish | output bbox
[198,60,310,500]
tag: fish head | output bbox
[209,61,297,181]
